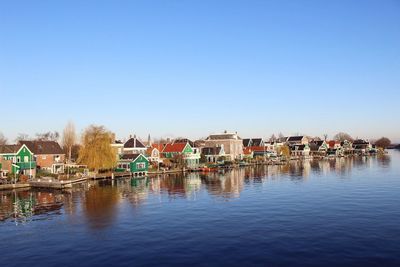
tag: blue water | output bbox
[1,151,400,267]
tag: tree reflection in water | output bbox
[0,153,392,226]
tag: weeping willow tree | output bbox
[78,125,117,172]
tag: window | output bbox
[42,156,47,160]
[136,162,146,169]
[24,156,29,162]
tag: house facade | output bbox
[290,144,311,158]
[162,142,201,168]
[205,132,243,161]
[287,136,309,146]
[0,144,37,177]
[117,153,149,176]
[20,141,65,174]
[309,140,328,156]
[202,146,225,163]
[146,144,163,163]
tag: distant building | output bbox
[146,144,163,163]
[287,136,309,146]
[123,135,147,155]
[243,138,264,147]
[290,144,311,158]
[205,131,243,161]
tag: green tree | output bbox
[78,125,117,172]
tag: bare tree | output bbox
[35,131,60,141]
[62,121,76,163]
[334,132,354,142]
[323,134,328,141]
[375,137,391,149]
[15,133,30,142]
[0,132,7,146]
[269,134,277,142]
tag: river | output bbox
[1,151,399,267]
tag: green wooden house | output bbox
[118,153,149,177]
[0,144,36,177]
[162,142,200,168]
[129,154,149,177]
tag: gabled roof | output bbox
[287,136,304,142]
[124,137,146,148]
[121,153,149,162]
[173,138,195,147]
[252,138,263,146]
[243,139,251,147]
[162,143,189,153]
[0,144,20,154]
[19,141,64,155]
[353,139,369,145]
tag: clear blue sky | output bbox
[1,0,399,142]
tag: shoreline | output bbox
[0,153,385,191]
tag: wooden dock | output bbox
[0,172,133,191]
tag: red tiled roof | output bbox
[248,146,266,152]
[328,141,336,148]
[151,144,164,151]
[163,143,187,153]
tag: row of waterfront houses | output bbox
[0,141,65,178]
[0,131,378,178]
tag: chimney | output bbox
[134,134,137,147]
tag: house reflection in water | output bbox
[202,170,245,199]
[0,190,64,223]
[0,155,389,225]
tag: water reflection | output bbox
[0,190,64,223]
[0,154,393,225]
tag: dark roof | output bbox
[353,139,369,145]
[252,138,263,146]
[290,144,306,151]
[310,140,324,146]
[202,147,222,155]
[243,139,251,147]
[277,137,288,143]
[120,153,141,161]
[124,137,145,148]
[0,145,20,154]
[19,141,64,155]
[287,136,304,142]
